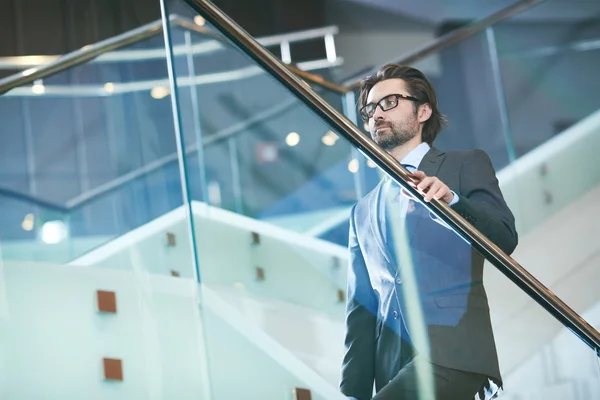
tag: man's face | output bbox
[366,78,420,150]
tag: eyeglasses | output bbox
[359,93,421,122]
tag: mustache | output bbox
[374,121,391,129]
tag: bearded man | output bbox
[339,64,518,400]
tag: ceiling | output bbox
[339,0,600,24]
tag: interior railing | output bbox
[0,15,345,215]
[184,0,600,356]
[0,0,548,219]
[0,0,543,214]
[0,15,343,94]
[0,0,598,355]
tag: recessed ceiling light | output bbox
[322,135,336,146]
[104,82,115,93]
[286,132,300,147]
[40,220,68,244]
[151,86,170,99]
[194,16,206,26]
[21,213,34,231]
[32,83,45,95]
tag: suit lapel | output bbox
[417,146,446,177]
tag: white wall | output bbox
[497,108,600,237]
[0,260,345,400]
[65,202,349,387]
[323,0,438,81]
[71,203,348,316]
[500,302,600,399]
[0,261,210,400]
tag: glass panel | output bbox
[167,25,353,238]
[0,193,68,262]
[491,2,600,319]
[399,30,515,171]
[363,180,600,399]
[165,1,600,399]
[0,13,213,400]
[486,261,600,399]
[495,3,600,158]
[0,1,594,399]
[0,35,189,264]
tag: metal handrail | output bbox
[342,0,547,90]
[0,15,341,95]
[0,0,549,221]
[184,0,600,357]
[0,18,165,95]
[0,187,67,213]
[0,18,340,70]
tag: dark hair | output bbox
[359,64,448,145]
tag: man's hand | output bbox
[409,170,455,204]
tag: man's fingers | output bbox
[406,174,420,184]
[433,185,449,201]
[417,177,435,192]
[408,172,452,203]
[425,181,443,201]
[409,170,427,182]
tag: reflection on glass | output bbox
[167,23,354,230]
[1,0,598,398]
[490,5,600,321]
[165,2,599,399]
[0,6,212,400]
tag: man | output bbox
[339,64,518,400]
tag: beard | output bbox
[372,117,419,150]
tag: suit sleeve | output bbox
[450,149,518,255]
[339,206,378,400]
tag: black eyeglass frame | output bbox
[359,93,422,122]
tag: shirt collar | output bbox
[400,142,430,170]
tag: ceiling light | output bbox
[286,132,300,147]
[21,213,34,231]
[348,159,359,173]
[40,220,68,244]
[322,135,336,146]
[367,159,377,168]
[104,82,115,93]
[32,83,45,95]
[322,130,339,146]
[194,16,206,26]
[151,86,170,99]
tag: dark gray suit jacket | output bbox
[340,147,518,400]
